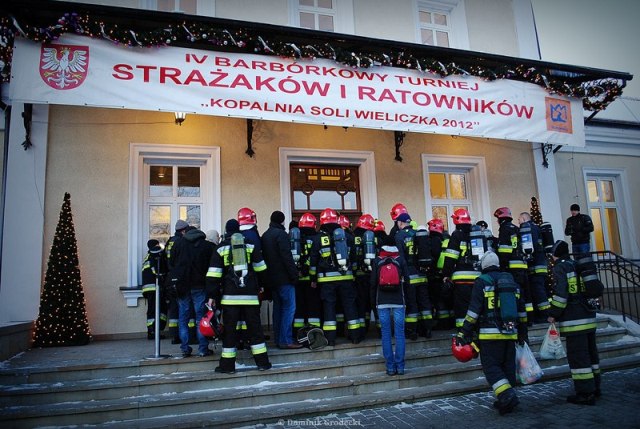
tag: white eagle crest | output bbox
[41,46,88,89]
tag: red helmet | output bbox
[338,215,351,229]
[451,337,479,362]
[237,207,257,226]
[199,307,223,339]
[451,208,471,225]
[319,208,339,225]
[356,214,375,231]
[373,219,386,232]
[427,218,445,234]
[494,207,512,220]
[298,212,317,229]
[390,203,408,221]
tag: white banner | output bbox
[10,35,584,146]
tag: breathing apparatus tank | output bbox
[230,232,248,286]
[519,223,534,260]
[332,227,349,273]
[540,222,555,253]
[470,225,487,258]
[289,226,302,264]
[363,229,376,269]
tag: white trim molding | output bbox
[279,147,378,224]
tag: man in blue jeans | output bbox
[261,211,302,349]
[564,204,594,257]
[171,227,215,357]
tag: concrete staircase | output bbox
[1,315,640,428]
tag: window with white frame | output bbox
[296,0,336,31]
[416,0,469,49]
[422,154,490,233]
[128,144,221,287]
[586,175,623,254]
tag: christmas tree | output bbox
[530,196,543,225]
[33,193,91,347]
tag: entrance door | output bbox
[587,176,622,253]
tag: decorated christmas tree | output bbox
[530,196,543,225]
[33,193,91,347]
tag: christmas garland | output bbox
[0,12,626,111]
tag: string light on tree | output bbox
[33,192,91,347]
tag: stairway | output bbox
[1,315,640,428]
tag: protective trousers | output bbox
[566,332,600,394]
[320,280,359,343]
[479,339,517,399]
[355,274,372,339]
[416,282,433,337]
[293,280,323,336]
[143,290,167,334]
[218,304,270,372]
[453,280,474,330]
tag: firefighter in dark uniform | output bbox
[335,215,354,337]
[165,219,195,344]
[353,214,377,341]
[388,203,408,241]
[309,208,359,346]
[457,251,528,415]
[237,207,263,342]
[426,218,452,330]
[206,219,272,374]
[292,213,323,336]
[141,239,167,339]
[442,208,481,332]
[518,212,551,322]
[394,212,431,340]
[548,240,600,405]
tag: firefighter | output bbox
[388,203,408,240]
[237,207,263,346]
[141,239,167,339]
[548,240,600,405]
[518,212,551,322]
[309,208,359,346]
[336,215,354,337]
[293,213,322,336]
[353,213,377,341]
[457,251,528,415]
[442,208,482,332]
[426,218,453,330]
[494,207,532,322]
[394,212,431,340]
[206,219,272,374]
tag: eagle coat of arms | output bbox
[39,44,89,90]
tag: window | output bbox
[129,144,221,288]
[419,7,451,47]
[296,0,336,31]
[415,0,469,49]
[587,176,622,254]
[423,154,490,233]
[290,163,361,224]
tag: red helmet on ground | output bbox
[199,307,223,340]
[451,208,471,225]
[320,208,339,225]
[494,207,512,220]
[451,337,479,362]
[427,218,445,234]
[390,203,408,221]
[298,212,317,229]
[356,214,375,231]
[237,207,257,225]
[373,219,386,232]
[338,215,351,229]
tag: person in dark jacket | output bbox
[171,227,215,357]
[548,240,600,405]
[370,235,409,376]
[564,204,594,257]
[164,219,192,344]
[261,210,301,349]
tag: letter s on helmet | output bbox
[390,203,408,221]
[451,337,478,362]
[298,212,317,229]
[338,215,351,229]
[427,218,444,234]
[493,207,512,220]
[319,208,339,225]
[356,214,375,231]
[451,208,471,225]
[237,207,257,225]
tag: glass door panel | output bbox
[149,205,171,243]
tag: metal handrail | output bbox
[584,251,640,323]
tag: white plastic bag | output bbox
[515,342,543,385]
[539,322,567,360]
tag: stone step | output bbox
[0,325,632,407]
[2,339,639,427]
[0,318,612,385]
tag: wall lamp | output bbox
[174,112,186,126]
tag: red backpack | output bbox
[377,257,401,291]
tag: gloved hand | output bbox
[455,332,469,347]
[517,330,529,346]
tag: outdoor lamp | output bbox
[174,112,186,125]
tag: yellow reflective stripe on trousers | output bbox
[221,347,237,358]
[251,342,267,355]
[493,378,511,396]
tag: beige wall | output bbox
[555,150,640,257]
[465,0,519,56]
[353,0,416,43]
[215,0,289,25]
[44,105,537,336]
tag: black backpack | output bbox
[575,256,604,298]
[480,272,519,334]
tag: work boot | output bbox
[497,389,520,415]
[566,393,596,406]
